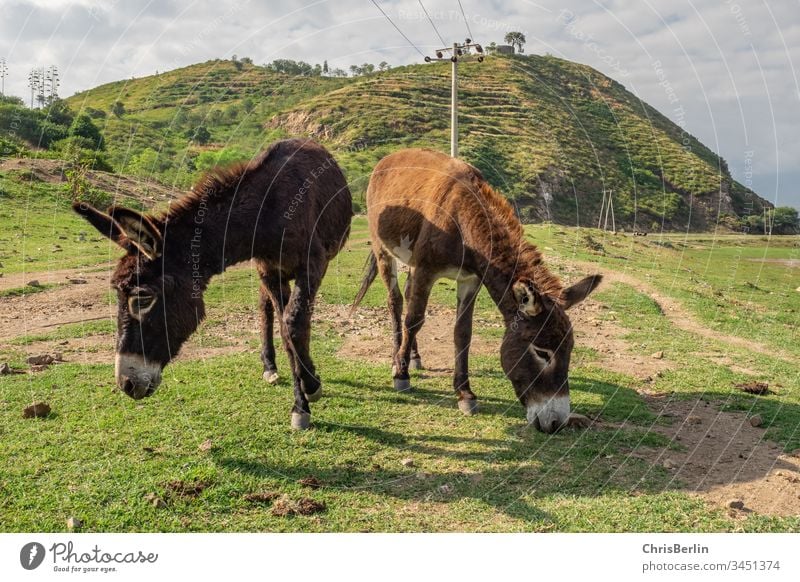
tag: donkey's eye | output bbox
[533,349,552,363]
[128,294,156,319]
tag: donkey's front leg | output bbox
[393,270,434,392]
[258,285,279,384]
[453,277,481,415]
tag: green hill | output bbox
[51,55,769,230]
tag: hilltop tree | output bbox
[378,61,390,71]
[322,60,329,75]
[504,32,526,53]
[111,101,125,117]
[264,59,320,76]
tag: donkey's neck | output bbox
[473,239,560,323]
[163,193,263,289]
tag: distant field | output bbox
[1,183,799,532]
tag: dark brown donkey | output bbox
[73,138,352,429]
[353,148,601,433]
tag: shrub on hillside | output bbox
[69,114,104,150]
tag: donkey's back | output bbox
[247,138,352,268]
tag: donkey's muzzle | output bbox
[115,353,162,400]
[119,376,157,400]
[526,394,570,434]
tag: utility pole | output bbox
[0,58,7,97]
[598,189,615,232]
[425,39,484,158]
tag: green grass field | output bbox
[1,187,799,532]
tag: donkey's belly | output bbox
[435,265,479,283]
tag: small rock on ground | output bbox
[23,402,51,419]
[749,414,763,428]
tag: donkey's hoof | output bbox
[291,412,311,430]
[458,399,479,416]
[409,358,424,371]
[393,378,412,392]
[305,385,323,403]
[263,371,279,384]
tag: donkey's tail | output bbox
[350,251,378,316]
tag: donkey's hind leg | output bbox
[453,277,481,415]
[404,274,423,371]
[258,283,279,384]
[376,249,404,381]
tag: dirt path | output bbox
[569,260,797,364]
[0,266,115,341]
[0,263,115,293]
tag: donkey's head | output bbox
[73,202,205,399]
[500,274,602,433]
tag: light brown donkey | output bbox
[353,149,602,433]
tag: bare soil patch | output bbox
[0,267,115,341]
[336,304,499,372]
[629,395,800,517]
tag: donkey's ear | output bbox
[72,201,125,244]
[560,274,603,310]
[512,279,542,316]
[107,206,162,261]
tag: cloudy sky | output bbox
[1,0,798,208]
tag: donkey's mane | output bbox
[162,144,279,221]
[472,178,563,297]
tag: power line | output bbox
[369,0,427,59]
[418,0,447,48]
[456,0,474,42]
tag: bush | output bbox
[111,101,125,117]
[55,137,114,172]
[186,125,211,144]
[69,114,104,150]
